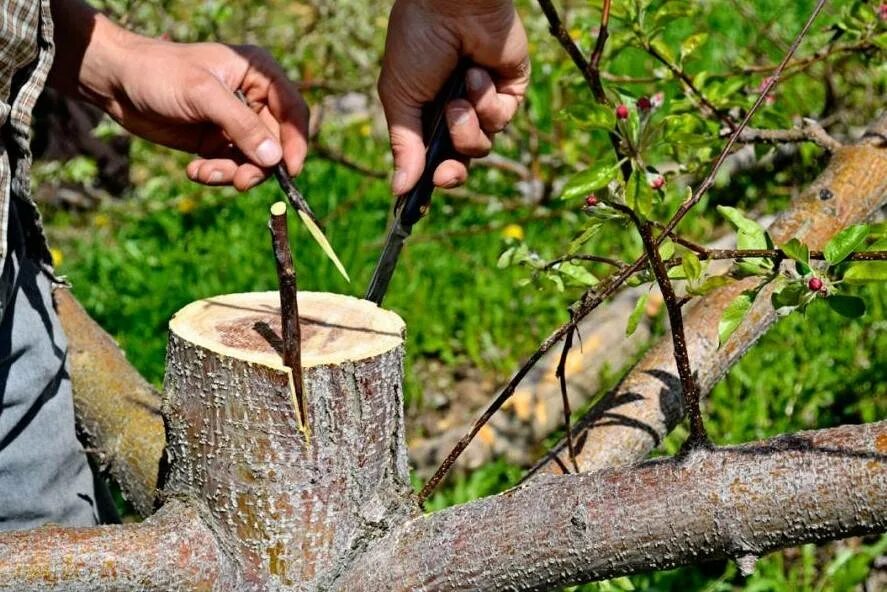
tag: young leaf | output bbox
[823,224,869,265]
[658,239,675,260]
[826,294,866,318]
[780,238,809,265]
[842,237,887,283]
[561,163,621,201]
[626,293,650,336]
[717,205,765,238]
[567,222,603,255]
[687,274,733,296]
[682,251,703,282]
[560,103,617,131]
[771,283,806,315]
[680,32,708,63]
[718,290,756,346]
[555,261,599,286]
[626,169,654,219]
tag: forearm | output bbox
[47,0,133,108]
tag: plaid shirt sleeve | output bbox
[0,0,56,277]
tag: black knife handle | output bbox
[397,60,470,226]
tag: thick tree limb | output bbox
[54,288,164,516]
[533,114,887,475]
[335,421,887,592]
[0,500,236,591]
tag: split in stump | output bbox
[162,291,414,589]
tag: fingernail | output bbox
[452,107,471,126]
[392,170,408,195]
[467,68,484,91]
[245,175,264,190]
[256,139,282,167]
[441,176,462,189]
[207,170,223,184]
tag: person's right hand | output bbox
[378,0,530,195]
[49,0,308,191]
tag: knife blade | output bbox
[365,61,469,305]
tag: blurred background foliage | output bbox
[38,0,885,590]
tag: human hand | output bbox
[49,2,308,192]
[379,0,530,195]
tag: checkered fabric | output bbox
[0,0,55,296]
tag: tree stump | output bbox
[161,291,414,590]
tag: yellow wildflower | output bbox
[50,247,63,267]
[501,224,525,241]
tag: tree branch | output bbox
[532,114,887,475]
[54,288,164,517]
[336,421,887,592]
[0,501,236,591]
[733,118,843,152]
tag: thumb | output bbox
[382,94,426,196]
[191,76,282,168]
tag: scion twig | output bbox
[269,202,307,428]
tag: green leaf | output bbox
[824,224,870,265]
[560,102,617,131]
[626,293,650,336]
[680,32,708,63]
[561,163,621,201]
[682,251,702,282]
[659,239,675,260]
[687,275,732,296]
[718,290,756,346]
[555,261,598,286]
[717,205,771,273]
[717,205,764,237]
[780,238,809,265]
[826,294,865,318]
[650,38,676,65]
[771,283,806,313]
[844,263,887,283]
[626,169,654,219]
[567,222,603,255]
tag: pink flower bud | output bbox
[650,176,665,190]
[615,104,629,120]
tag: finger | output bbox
[232,162,268,192]
[188,75,283,168]
[465,67,520,134]
[379,78,426,195]
[433,157,470,189]
[187,159,238,185]
[263,71,310,177]
[446,99,492,158]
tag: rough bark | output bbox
[0,500,233,591]
[533,114,887,475]
[335,421,887,592]
[161,291,414,590]
[54,287,164,516]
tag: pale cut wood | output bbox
[162,291,415,590]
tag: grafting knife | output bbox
[365,61,469,305]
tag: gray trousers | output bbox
[0,198,98,531]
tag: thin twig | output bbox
[544,254,628,271]
[657,0,830,242]
[269,202,307,428]
[741,39,876,75]
[733,118,843,152]
[635,219,710,450]
[555,318,580,473]
[642,41,736,130]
